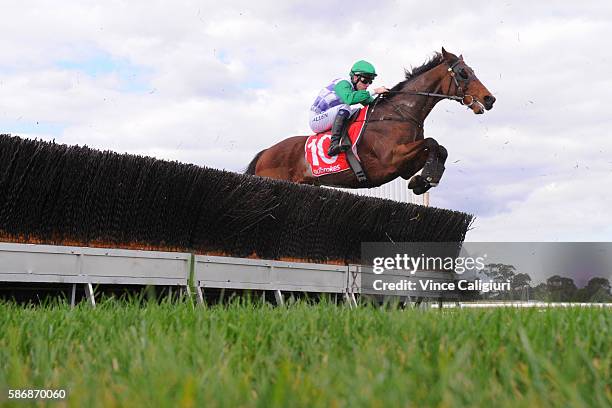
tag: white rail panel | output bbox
[0,243,190,286]
[195,256,347,293]
[0,243,460,303]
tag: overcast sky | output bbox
[1,1,611,242]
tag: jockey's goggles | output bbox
[357,75,374,84]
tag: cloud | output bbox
[466,172,612,241]
[0,0,611,241]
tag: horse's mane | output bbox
[381,52,445,103]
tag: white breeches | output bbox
[309,104,360,133]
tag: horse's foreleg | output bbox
[421,141,447,186]
[398,149,428,181]
[404,138,448,195]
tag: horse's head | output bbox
[441,47,495,114]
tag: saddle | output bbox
[304,106,370,182]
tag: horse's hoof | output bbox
[408,175,432,195]
[412,185,431,195]
[408,175,424,189]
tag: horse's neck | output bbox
[379,64,448,134]
[398,65,447,120]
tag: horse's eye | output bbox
[459,69,469,80]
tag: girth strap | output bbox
[345,148,367,183]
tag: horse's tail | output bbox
[245,149,266,175]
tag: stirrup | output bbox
[327,143,343,156]
[328,136,351,156]
[338,136,352,150]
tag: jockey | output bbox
[309,60,389,156]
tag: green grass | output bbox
[0,299,610,407]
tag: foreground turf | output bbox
[0,299,610,407]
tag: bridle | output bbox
[444,59,485,111]
[374,59,486,117]
[358,59,486,139]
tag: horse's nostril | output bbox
[483,95,496,110]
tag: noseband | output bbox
[446,60,485,111]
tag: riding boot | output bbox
[327,109,351,156]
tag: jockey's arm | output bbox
[334,80,376,106]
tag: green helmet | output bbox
[350,60,377,77]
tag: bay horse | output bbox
[245,48,495,194]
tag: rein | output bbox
[384,90,463,101]
[355,59,485,140]
[370,59,485,124]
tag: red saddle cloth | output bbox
[304,106,368,177]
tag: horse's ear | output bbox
[459,54,464,60]
[441,47,458,62]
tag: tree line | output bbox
[476,263,611,302]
